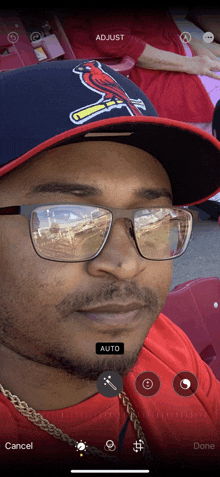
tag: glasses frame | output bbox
[0,203,193,262]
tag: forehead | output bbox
[0,141,172,196]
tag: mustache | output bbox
[55,281,158,319]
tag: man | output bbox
[0,60,220,477]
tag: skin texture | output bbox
[137,42,220,79]
[0,141,173,410]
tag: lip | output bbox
[76,303,145,327]
[78,303,144,314]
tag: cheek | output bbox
[1,218,41,293]
[142,260,173,307]
[1,216,33,260]
[0,217,84,306]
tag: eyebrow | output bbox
[26,182,173,201]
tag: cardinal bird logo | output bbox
[69,60,146,124]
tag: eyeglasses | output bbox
[0,204,192,262]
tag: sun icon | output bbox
[75,440,88,456]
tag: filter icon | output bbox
[173,371,198,397]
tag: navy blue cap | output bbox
[1,59,220,206]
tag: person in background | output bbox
[63,6,220,134]
[63,6,220,222]
[171,6,220,135]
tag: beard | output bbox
[0,278,160,382]
[44,345,143,381]
[43,279,159,381]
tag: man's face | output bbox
[0,141,173,380]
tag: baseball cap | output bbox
[1,59,220,206]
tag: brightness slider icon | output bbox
[75,440,88,456]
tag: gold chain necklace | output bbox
[0,383,151,464]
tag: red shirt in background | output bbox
[63,8,214,123]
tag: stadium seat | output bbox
[162,277,220,381]
[0,16,38,71]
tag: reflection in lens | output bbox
[31,205,112,261]
[134,208,192,260]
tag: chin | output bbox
[44,345,142,381]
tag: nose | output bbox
[86,218,147,279]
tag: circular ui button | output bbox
[172,371,199,397]
[97,371,123,397]
[203,32,214,43]
[180,32,192,44]
[7,32,19,44]
[135,371,161,397]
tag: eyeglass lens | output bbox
[30,205,192,262]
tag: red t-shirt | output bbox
[63,8,214,123]
[0,313,220,474]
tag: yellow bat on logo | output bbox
[70,98,145,125]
